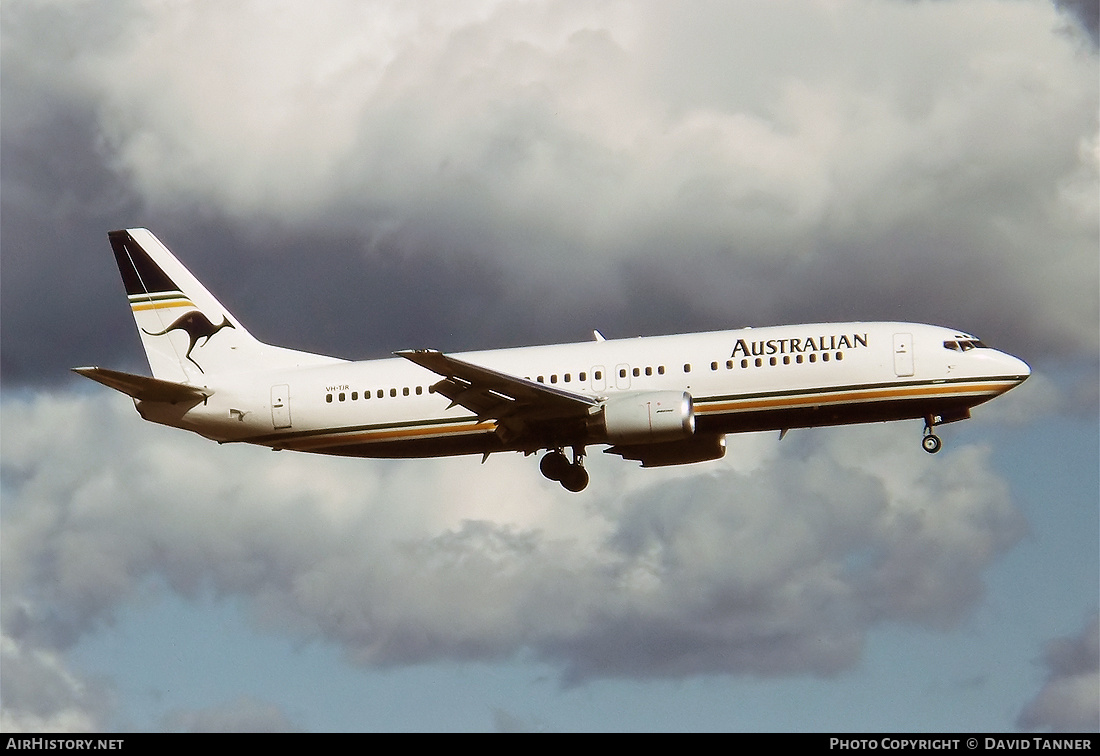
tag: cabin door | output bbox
[893,333,915,377]
[271,384,292,429]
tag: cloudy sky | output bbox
[2,0,1097,732]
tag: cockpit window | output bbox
[944,339,988,351]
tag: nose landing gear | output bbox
[922,433,942,453]
[540,447,589,492]
[922,415,942,454]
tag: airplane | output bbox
[74,228,1031,492]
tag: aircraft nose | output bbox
[999,351,1031,383]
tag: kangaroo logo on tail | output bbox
[143,311,235,373]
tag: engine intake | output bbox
[598,391,695,445]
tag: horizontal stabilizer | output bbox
[72,366,212,404]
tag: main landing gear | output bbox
[922,415,942,454]
[540,447,589,492]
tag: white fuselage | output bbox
[137,321,1030,460]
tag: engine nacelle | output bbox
[598,391,695,445]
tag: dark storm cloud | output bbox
[135,222,519,359]
[1017,613,1100,732]
[0,108,523,382]
[1055,0,1100,47]
[1,0,144,384]
[0,97,147,383]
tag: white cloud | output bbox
[0,633,106,733]
[23,0,1079,355]
[1,387,1026,702]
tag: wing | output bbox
[394,349,598,443]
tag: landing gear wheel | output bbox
[540,447,590,491]
[560,465,590,493]
[922,433,942,454]
[540,450,569,481]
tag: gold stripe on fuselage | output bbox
[695,380,1015,416]
[280,420,498,451]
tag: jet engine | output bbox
[597,391,695,444]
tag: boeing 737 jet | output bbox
[75,229,1031,492]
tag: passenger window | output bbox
[326,394,333,403]
[377,389,384,399]
[684,364,692,373]
[416,386,423,395]
[632,367,640,377]
[620,368,627,378]
[551,375,558,384]
[403,387,409,396]
[339,392,346,401]
[658,366,665,375]
[645,366,653,376]
[580,372,587,381]
[390,388,397,397]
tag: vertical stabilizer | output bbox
[108,228,340,383]
[109,229,261,382]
